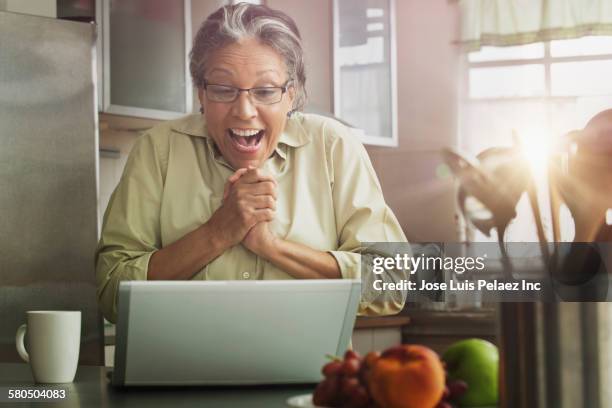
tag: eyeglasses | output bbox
[203,80,292,105]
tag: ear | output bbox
[197,88,206,107]
[286,85,296,109]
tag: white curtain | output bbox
[459,0,612,51]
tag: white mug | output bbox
[15,311,81,383]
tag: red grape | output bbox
[346,385,370,408]
[340,376,360,396]
[313,379,334,406]
[314,376,342,407]
[342,358,361,376]
[344,350,361,360]
[315,350,379,408]
[448,379,468,399]
[363,351,380,368]
[322,360,343,378]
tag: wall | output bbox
[99,0,461,242]
[267,0,334,113]
[369,0,460,242]
[269,0,461,241]
[98,115,158,224]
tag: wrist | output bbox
[257,233,281,260]
[199,219,231,256]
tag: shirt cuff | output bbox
[97,250,156,323]
[329,251,404,316]
[329,251,361,279]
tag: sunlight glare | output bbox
[514,128,551,178]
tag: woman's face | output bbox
[198,38,295,170]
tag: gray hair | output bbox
[190,3,307,111]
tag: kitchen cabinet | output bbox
[97,0,193,119]
[1,0,56,17]
[401,310,497,355]
[351,316,411,355]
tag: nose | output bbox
[231,91,257,120]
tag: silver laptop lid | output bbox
[113,279,361,386]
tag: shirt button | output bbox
[242,272,250,280]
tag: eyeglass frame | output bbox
[202,79,293,105]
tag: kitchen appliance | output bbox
[0,11,103,364]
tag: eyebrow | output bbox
[256,69,281,76]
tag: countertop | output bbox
[0,363,315,408]
[353,315,411,329]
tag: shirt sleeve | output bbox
[95,132,166,323]
[324,121,410,316]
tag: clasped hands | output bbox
[207,166,278,257]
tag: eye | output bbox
[252,88,277,97]
[210,86,236,96]
[251,88,280,103]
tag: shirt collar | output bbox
[278,112,311,148]
[170,113,311,154]
[170,114,208,138]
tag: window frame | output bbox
[459,38,612,243]
[462,42,612,102]
[332,0,398,147]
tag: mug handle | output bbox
[15,324,29,363]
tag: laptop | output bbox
[110,279,361,386]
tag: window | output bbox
[333,0,397,146]
[459,36,612,242]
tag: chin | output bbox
[235,159,263,169]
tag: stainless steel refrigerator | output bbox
[0,11,103,365]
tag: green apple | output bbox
[442,339,499,407]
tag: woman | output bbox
[95,3,407,323]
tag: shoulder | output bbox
[133,114,205,154]
[293,114,374,186]
[127,115,201,177]
[141,114,204,144]
[293,113,366,154]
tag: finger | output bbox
[223,182,230,200]
[237,167,276,185]
[232,180,277,199]
[224,168,249,200]
[223,179,236,200]
[229,168,249,183]
[254,208,275,223]
[252,195,276,210]
[241,181,277,199]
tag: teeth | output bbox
[230,128,261,137]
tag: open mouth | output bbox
[228,128,265,153]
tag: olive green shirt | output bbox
[96,113,408,322]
